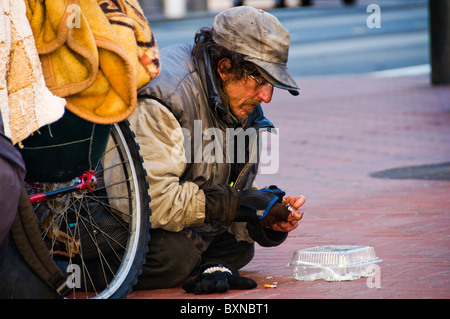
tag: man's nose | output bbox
[258,85,274,103]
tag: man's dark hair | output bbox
[192,27,258,82]
[192,27,262,122]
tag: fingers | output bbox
[283,195,305,221]
[267,209,304,232]
[262,194,306,232]
[270,218,299,232]
[283,195,306,209]
[270,222,295,232]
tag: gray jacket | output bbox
[127,44,277,245]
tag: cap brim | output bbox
[247,58,300,96]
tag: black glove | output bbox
[247,223,288,247]
[235,185,290,227]
[204,184,239,223]
[182,262,257,294]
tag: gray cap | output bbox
[212,6,299,96]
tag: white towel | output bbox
[0,0,65,145]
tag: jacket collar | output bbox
[194,47,275,131]
[193,47,231,124]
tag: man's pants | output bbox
[134,229,254,289]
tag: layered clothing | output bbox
[129,44,276,246]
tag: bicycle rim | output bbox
[29,121,150,299]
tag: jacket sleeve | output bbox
[128,98,206,232]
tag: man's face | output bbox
[218,60,274,121]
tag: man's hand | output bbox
[260,195,305,232]
[235,186,305,233]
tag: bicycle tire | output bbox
[28,120,150,299]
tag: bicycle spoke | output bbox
[26,122,149,299]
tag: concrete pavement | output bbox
[128,72,450,300]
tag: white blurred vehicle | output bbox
[233,0,357,8]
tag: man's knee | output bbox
[134,229,201,289]
[202,232,255,270]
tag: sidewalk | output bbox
[128,72,450,299]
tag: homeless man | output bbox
[129,7,306,293]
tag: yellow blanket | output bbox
[24,0,160,124]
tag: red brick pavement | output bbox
[128,74,450,300]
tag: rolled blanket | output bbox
[24,0,160,124]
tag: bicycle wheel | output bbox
[28,121,150,299]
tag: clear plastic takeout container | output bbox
[289,245,382,282]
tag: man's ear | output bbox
[217,58,232,81]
